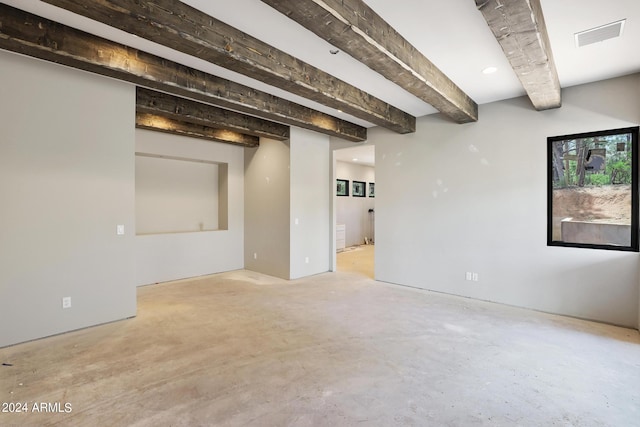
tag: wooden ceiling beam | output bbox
[41,0,416,134]
[476,0,561,110]
[261,0,478,124]
[137,87,289,141]
[136,112,259,147]
[0,4,366,142]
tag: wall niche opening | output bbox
[135,153,229,235]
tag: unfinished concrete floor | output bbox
[1,269,640,426]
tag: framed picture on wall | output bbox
[369,182,375,198]
[353,180,366,197]
[337,179,349,196]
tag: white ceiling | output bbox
[335,144,375,167]
[4,0,639,154]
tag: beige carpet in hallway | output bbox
[337,245,374,279]
[1,269,639,426]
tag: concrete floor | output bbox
[1,267,640,426]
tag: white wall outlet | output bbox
[472,273,479,282]
[253,252,258,260]
[305,257,309,264]
[295,218,299,225]
[62,297,71,309]
[465,272,472,281]
[116,224,125,235]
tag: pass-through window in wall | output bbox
[135,153,229,235]
[547,126,638,251]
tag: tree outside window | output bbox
[548,127,639,251]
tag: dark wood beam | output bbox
[136,112,259,147]
[476,0,561,110]
[0,4,366,142]
[41,0,416,134]
[137,87,289,141]
[261,0,478,124]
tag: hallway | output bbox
[337,245,375,279]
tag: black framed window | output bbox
[547,126,639,251]
[352,181,366,197]
[336,179,349,196]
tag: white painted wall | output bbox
[290,128,331,279]
[372,73,640,328]
[244,138,291,279]
[135,155,219,234]
[0,52,136,347]
[336,161,376,247]
[245,130,331,280]
[135,129,244,285]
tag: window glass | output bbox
[548,127,638,251]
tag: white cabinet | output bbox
[336,224,346,252]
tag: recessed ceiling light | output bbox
[352,158,358,162]
[482,66,498,75]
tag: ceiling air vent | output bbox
[575,19,626,48]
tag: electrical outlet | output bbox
[465,272,472,281]
[253,252,258,260]
[305,257,309,264]
[116,224,125,235]
[62,297,71,309]
[472,273,479,282]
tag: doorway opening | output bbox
[333,144,375,279]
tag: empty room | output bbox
[1,0,639,425]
